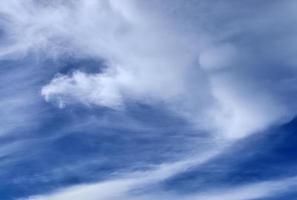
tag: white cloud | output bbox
[27,165,297,200]
[1,0,296,140]
[207,76,290,139]
[186,176,297,200]
[2,1,297,199]
[33,0,294,140]
[26,147,223,200]
[42,70,124,109]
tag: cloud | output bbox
[27,167,297,200]
[2,1,297,199]
[1,0,296,141]
[186,176,297,200]
[34,0,297,139]
[25,147,223,200]
[42,71,124,109]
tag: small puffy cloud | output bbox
[42,71,124,109]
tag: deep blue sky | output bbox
[1,1,297,200]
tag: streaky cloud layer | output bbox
[1,0,297,200]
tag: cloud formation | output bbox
[29,171,297,200]
[1,0,297,199]
[38,0,296,139]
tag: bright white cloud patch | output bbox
[42,71,124,109]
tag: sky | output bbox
[1,0,297,199]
